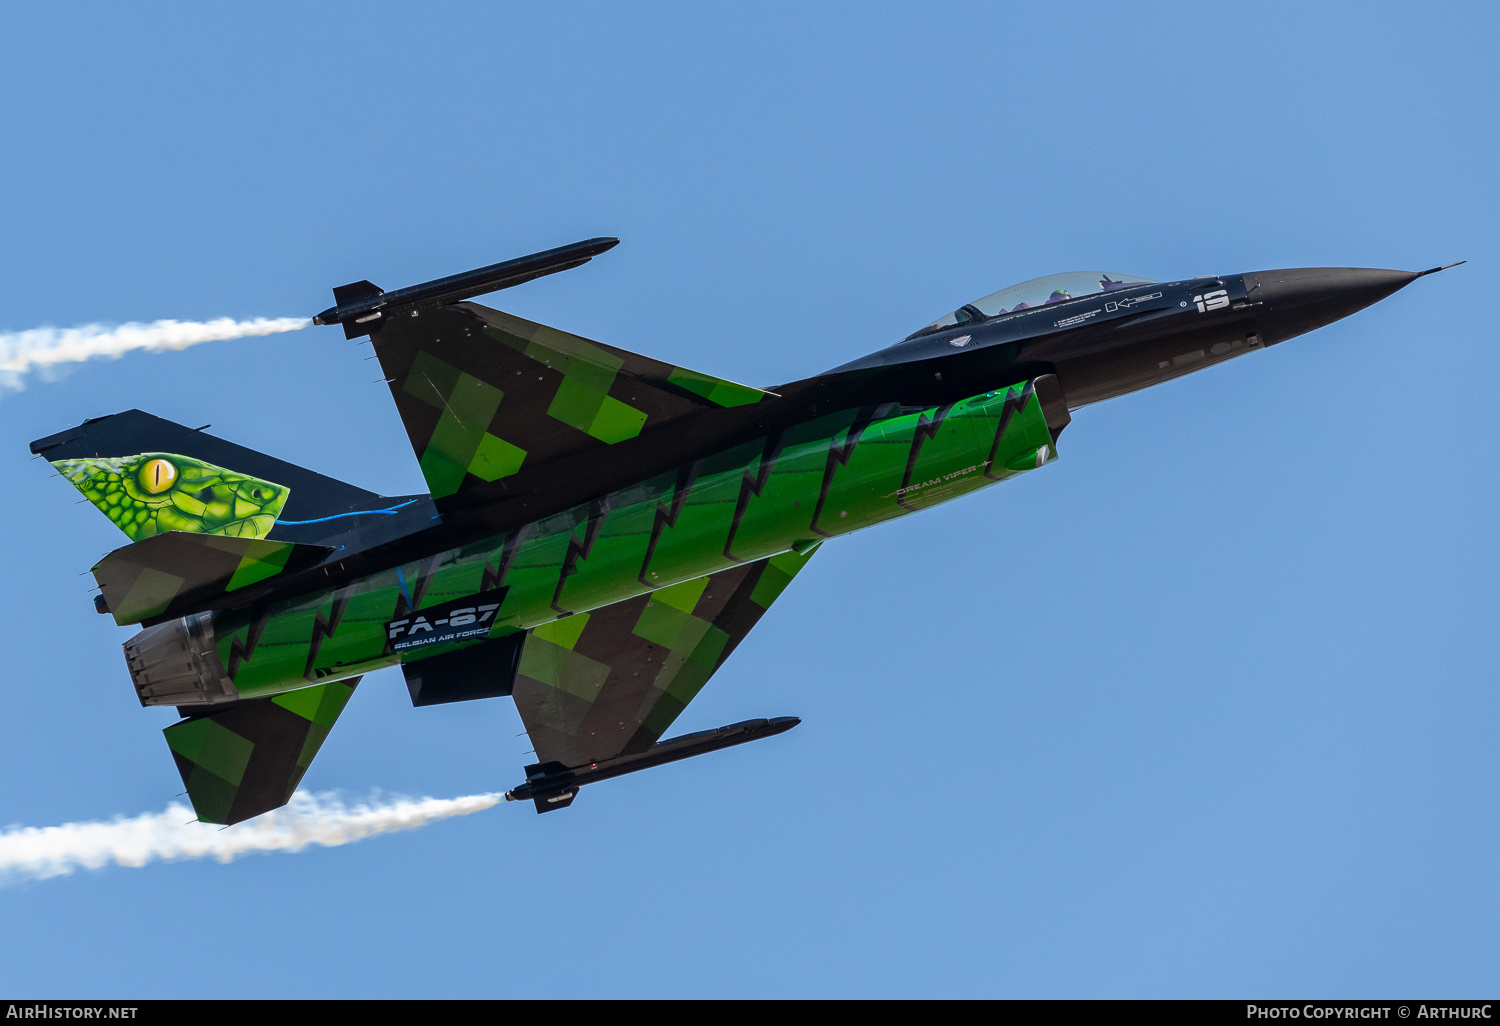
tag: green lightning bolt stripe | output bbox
[201,379,1055,701]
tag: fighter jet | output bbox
[30,239,1456,822]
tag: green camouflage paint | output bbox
[52,453,290,542]
[212,381,1055,700]
[164,678,358,824]
[513,545,819,762]
[376,303,775,509]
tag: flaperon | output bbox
[30,239,1456,823]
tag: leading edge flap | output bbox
[95,532,333,625]
[371,301,774,510]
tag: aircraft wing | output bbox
[369,302,774,512]
[508,544,818,811]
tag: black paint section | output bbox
[403,634,525,707]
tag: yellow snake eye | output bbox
[139,458,177,494]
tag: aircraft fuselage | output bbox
[118,266,1431,709]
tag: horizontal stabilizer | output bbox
[95,532,333,625]
[165,679,358,825]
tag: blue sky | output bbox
[0,1,1495,997]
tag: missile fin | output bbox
[332,279,383,306]
[534,789,578,813]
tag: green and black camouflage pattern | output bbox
[204,378,1055,701]
[164,678,358,825]
[93,533,331,625]
[373,303,770,508]
[38,250,1433,821]
[61,321,1056,824]
[48,299,1055,822]
[513,546,819,769]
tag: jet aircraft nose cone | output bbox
[1244,267,1422,345]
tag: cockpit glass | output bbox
[905,271,1158,340]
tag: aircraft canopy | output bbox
[905,271,1158,340]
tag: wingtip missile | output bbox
[503,716,802,813]
[313,236,620,338]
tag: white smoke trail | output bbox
[0,790,503,883]
[0,316,309,392]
